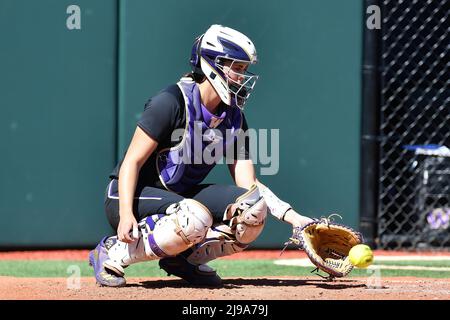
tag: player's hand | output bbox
[117,214,138,243]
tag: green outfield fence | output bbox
[1,0,363,248]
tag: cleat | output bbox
[159,255,222,287]
[89,236,126,287]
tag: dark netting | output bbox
[377,0,449,249]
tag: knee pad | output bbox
[152,199,213,255]
[224,184,267,244]
[104,199,213,274]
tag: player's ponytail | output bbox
[182,72,206,83]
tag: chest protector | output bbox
[156,78,243,193]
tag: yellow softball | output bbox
[348,244,374,268]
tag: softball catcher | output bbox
[89,24,314,287]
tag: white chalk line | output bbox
[274,256,450,272]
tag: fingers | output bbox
[123,231,134,243]
[118,230,133,243]
[117,221,140,243]
[117,225,134,243]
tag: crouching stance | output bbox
[90,24,313,288]
[89,199,213,287]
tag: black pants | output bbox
[104,179,248,231]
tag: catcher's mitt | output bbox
[283,214,364,280]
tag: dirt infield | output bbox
[1,276,450,300]
[1,250,449,300]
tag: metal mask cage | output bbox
[215,57,259,109]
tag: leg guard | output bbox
[187,185,267,265]
[104,199,213,276]
[225,184,267,244]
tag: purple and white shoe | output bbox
[88,236,126,287]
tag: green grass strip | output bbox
[373,260,450,267]
[0,260,449,278]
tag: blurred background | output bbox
[0,0,448,250]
